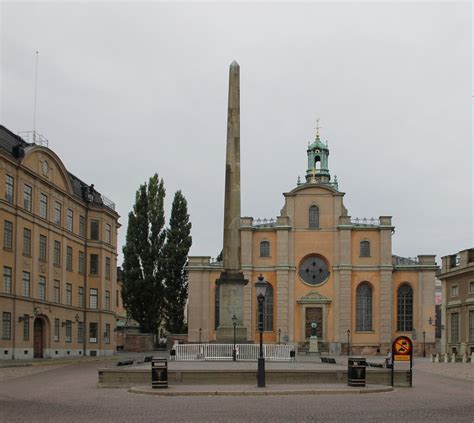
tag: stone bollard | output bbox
[462,353,467,363]
[471,352,474,363]
[451,353,456,363]
[435,353,439,363]
[430,354,434,363]
[444,353,449,363]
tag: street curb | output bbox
[0,356,118,369]
[128,385,394,397]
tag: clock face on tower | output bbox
[298,255,330,286]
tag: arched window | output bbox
[214,285,220,330]
[260,241,270,257]
[315,156,321,170]
[309,205,319,229]
[257,284,274,332]
[356,283,372,331]
[397,284,413,331]
[360,240,371,257]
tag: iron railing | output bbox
[174,343,296,361]
[18,131,49,147]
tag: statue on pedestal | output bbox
[309,321,319,353]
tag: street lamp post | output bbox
[347,329,351,356]
[232,314,238,361]
[278,328,281,345]
[255,274,268,388]
[422,330,426,357]
[198,328,202,345]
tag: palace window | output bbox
[469,311,474,342]
[5,175,14,203]
[23,184,32,212]
[90,219,99,240]
[23,228,31,256]
[39,193,48,219]
[356,282,372,331]
[79,215,85,237]
[38,276,46,301]
[360,240,370,257]
[66,209,73,232]
[451,285,458,298]
[89,322,98,343]
[53,240,61,266]
[66,283,72,306]
[4,220,13,250]
[53,280,60,303]
[260,241,270,257]
[90,254,99,276]
[3,266,12,294]
[397,284,413,332]
[90,288,98,309]
[450,312,459,343]
[309,205,320,229]
[65,321,72,343]
[105,257,111,280]
[470,281,474,294]
[39,235,47,261]
[78,322,84,344]
[22,271,30,298]
[54,318,60,342]
[66,246,73,271]
[2,312,12,340]
[54,202,62,225]
[105,223,111,244]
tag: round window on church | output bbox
[298,255,330,286]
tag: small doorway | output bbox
[33,318,45,358]
[305,307,323,339]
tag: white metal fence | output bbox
[174,344,296,361]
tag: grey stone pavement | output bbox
[0,353,473,422]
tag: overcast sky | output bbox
[1,1,472,266]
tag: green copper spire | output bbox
[305,120,330,184]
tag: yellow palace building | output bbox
[188,128,437,355]
[0,126,120,359]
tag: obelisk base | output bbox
[216,271,248,342]
[216,326,247,343]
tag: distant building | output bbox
[439,248,474,355]
[0,125,120,359]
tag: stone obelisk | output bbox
[216,61,248,342]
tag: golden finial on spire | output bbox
[314,118,322,139]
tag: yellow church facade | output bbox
[188,132,437,356]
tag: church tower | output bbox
[305,123,331,184]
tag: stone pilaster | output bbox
[379,216,393,345]
[337,219,352,343]
[186,258,211,342]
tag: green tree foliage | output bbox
[163,191,192,333]
[122,174,166,334]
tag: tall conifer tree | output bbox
[163,191,192,333]
[122,174,166,334]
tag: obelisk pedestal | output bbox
[216,60,248,342]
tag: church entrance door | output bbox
[305,307,323,339]
[33,318,45,358]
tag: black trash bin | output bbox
[347,357,367,387]
[151,358,168,389]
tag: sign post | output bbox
[391,335,413,387]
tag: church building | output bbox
[187,63,437,355]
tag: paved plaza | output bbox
[0,355,473,422]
